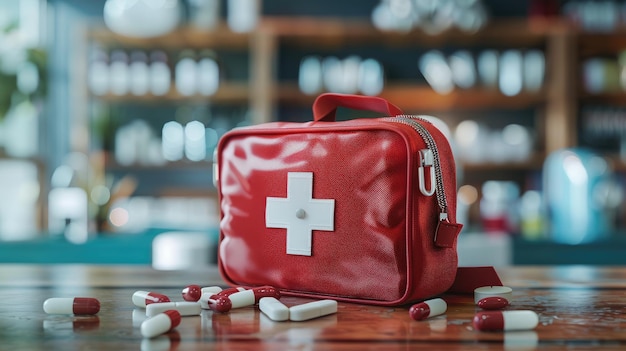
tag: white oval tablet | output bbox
[289,299,337,322]
[146,301,201,317]
[259,297,289,321]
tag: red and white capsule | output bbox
[473,310,539,332]
[477,296,509,310]
[141,310,181,338]
[205,294,232,313]
[216,287,246,297]
[228,286,280,308]
[181,285,202,302]
[43,297,100,315]
[409,298,447,321]
[132,291,171,308]
[208,286,280,313]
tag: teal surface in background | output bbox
[0,228,219,264]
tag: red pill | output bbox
[409,298,447,321]
[182,285,202,302]
[132,291,171,308]
[43,297,100,315]
[207,294,232,313]
[477,296,509,310]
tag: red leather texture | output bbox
[217,95,462,306]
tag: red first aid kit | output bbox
[215,93,464,306]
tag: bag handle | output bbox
[312,93,404,122]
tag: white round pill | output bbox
[474,286,513,304]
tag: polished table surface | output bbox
[1,264,625,350]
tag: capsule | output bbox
[43,297,100,315]
[201,286,223,295]
[196,287,225,307]
[259,297,289,321]
[141,310,181,338]
[477,296,509,310]
[181,285,202,302]
[132,291,170,308]
[205,294,232,313]
[289,299,338,321]
[228,286,280,309]
[409,298,447,321]
[473,310,539,332]
[146,301,202,317]
[216,287,246,297]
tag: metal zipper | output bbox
[383,116,449,224]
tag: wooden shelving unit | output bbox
[88,25,250,50]
[94,83,250,104]
[83,16,595,198]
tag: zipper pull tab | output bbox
[418,149,436,196]
[434,212,463,248]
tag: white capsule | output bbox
[201,286,223,295]
[146,301,201,317]
[289,300,338,321]
[228,290,256,309]
[259,297,289,321]
[141,310,181,338]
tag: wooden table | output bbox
[0,265,625,350]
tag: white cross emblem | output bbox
[265,172,335,256]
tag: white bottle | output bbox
[149,51,171,96]
[88,48,109,96]
[175,50,198,96]
[109,50,129,96]
[197,51,220,96]
[129,51,149,96]
[227,0,259,33]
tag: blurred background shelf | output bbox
[92,83,250,104]
[4,0,626,266]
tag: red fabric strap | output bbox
[447,267,503,294]
[312,93,404,122]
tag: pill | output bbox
[229,286,281,309]
[409,298,447,321]
[43,297,100,315]
[205,294,232,313]
[196,287,226,308]
[132,291,170,308]
[199,286,222,310]
[259,297,289,321]
[473,310,539,332]
[477,296,509,310]
[216,287,246,297]
[141,310,181,338]
[201,286,223,295]
[181,285,202,302]
[289,299,338,321]
[146,301,202,317]
[474,286,513,304]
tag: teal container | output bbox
[543,148,621,245]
